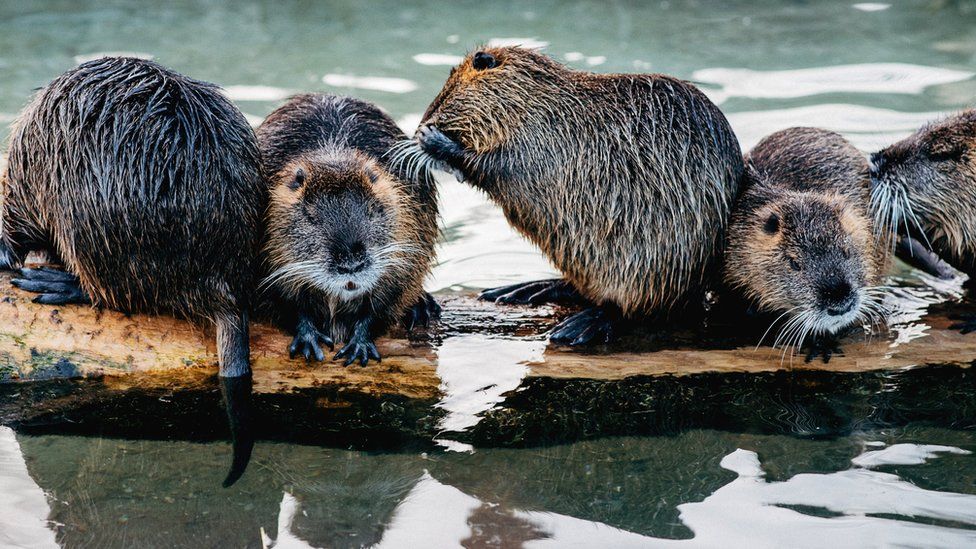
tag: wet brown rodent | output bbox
[0,56,263,378]
[399,46,743,345]
[870,109,976,331]
[725,127,887,362]
[0,57,264,486]
[258,93,439,366]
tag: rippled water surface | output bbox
[1,0,976,547]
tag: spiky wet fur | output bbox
[726,128,888,357]
[870,109,976,276]
[392,46,743,317]
[0,56,263,322]
[258,94,438,342]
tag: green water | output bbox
[1,0,976,547]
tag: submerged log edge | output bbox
[0,272,973,398]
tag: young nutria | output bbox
[0,57,265,485]
[258,94,439,366]
[725,127,888,362]
[870,109,976,329]
[1,56,263,376]
[396,46,743,345]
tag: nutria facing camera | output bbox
[401,46,743,345]
[870,109,976,331]
[725,127,887,362]
[258,93,439,365]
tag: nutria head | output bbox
[870,110,976,263]
[726,173,884,338]
[263,150,416,302]
[413,46,576,179]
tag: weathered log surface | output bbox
[1,271,975,394]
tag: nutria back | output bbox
[1,57,264,317]
[415,46,743,316]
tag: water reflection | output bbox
[5,427,974,548]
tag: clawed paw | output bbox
[479,279,579,306]
[12,267,90,305]
[404,292,441,332]
[334,336,381,367]
[288,324,334,362]
[804,337,843,363]
[550,307,615,346]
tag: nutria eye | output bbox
[472,51,499,71]
[763,213,780,234]
[289,168,306,190]
[788,257,801,271]
[366,169,379,184]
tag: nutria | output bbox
[395,46,743,345]
[0,57,264,485]
[870,109,976,330]
[725,127,888,362]
[258,93,439,365]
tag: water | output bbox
[1,0,976,547]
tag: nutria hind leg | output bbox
[334,315,381,366]
[480,279,584,306]
[404,291,441,332]
[803,332,844,364]
[12,267,91,305]
[216,311,254,487]
[289,313,334,362]
[895,236,956,280]
[549,306,618,346]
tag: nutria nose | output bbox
[333,241,368,274]
[820,278,855,316]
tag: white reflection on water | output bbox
[487,37,549,49]
[695,63,973,100]
[726,103,947,151]
[261,492,313,549]
[412,53,463,66]
[322,74,418,94]
[852,3,891,12]
[434,334,546,432]
[852,443,971,468]
[0,427,58,549]
[366,445,976,549]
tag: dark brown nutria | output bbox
[0,56,265,485]
[394,46,743,345]
[725,127,888,362]
[258,93,439,366]
[870,109,976,331]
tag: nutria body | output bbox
[725,127,887,361]
[870,109,976,331]
[0,57,264,485]
[405,46,743,345]
[258,93,439,365]
[0,57,263,377]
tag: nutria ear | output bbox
[289,168,306,190]
[763,212,780,234]
[925,124,973,161]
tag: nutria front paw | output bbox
[404,291,441,332]
[480,278,581,306]
[334,334,381,366]
[289,317,334,362]
[417,125,464,162]
[12,267,90,305]
[803,335,843,363]
[550,306,615,346]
